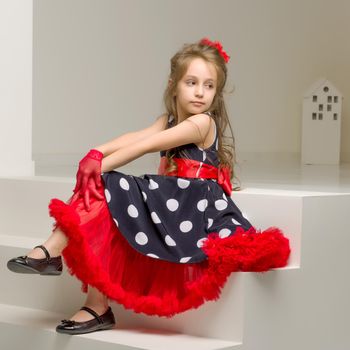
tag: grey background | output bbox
[33,0,350,172]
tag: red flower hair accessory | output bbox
[200,37,230,63]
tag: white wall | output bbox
[33,0,350,170]
[0,0,34,176]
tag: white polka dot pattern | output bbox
[127,204,139,218]
[219,228,231,238]
[232,217,241,225]
[135,232,148,245]
[119,177,130,190]
[166,198,179,211]
[151,211,161,224]
[197,199,208,212]
[104,189,111,203]
[149,179,159,190]
[165,235,176,246]
[177,178,190,189]
[179,220,193,232]
[197,237,207,248]
[215,199,228,210]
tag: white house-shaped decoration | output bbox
[301,78,343,165]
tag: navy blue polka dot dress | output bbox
[101,112,253,264]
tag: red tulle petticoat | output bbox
[48,183,291,318]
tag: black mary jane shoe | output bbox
[56,306,116,335]
[7,244,62,276]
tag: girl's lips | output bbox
[191,102,205,106]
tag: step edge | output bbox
[0,303,241,349]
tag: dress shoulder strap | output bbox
[202,111,217,146]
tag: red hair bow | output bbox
[200,37,230,63]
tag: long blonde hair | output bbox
[162,39,241,191]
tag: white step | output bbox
[2,176,350,349]
[0,303,239,350]
[239,192,350,349]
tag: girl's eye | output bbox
[186,81,214,88]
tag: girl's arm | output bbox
[94,113,168,156]
[101,113,211,172]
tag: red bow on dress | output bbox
[216,165,232,196]
[157,156,232,196]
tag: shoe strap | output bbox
[34,245,50,261]
[80,306,104,324]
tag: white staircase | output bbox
[1,176,349,350]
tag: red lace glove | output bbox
[72,149,104,211]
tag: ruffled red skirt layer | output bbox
[48,185,291,318]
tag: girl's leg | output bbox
[26,230,109,320]
[25,228,109,320]
[27,227,68,259]
[68,285,109,322]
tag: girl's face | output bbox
[173,57,217,120]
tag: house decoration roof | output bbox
[303,77,343,98]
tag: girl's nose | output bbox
[195,85,204,97]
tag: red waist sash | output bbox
[157,156,232,196]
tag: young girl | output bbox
[7,37,291,335]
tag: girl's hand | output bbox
[71,177,104,211]
[73,149,105,211]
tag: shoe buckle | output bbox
[61,319,76,326]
